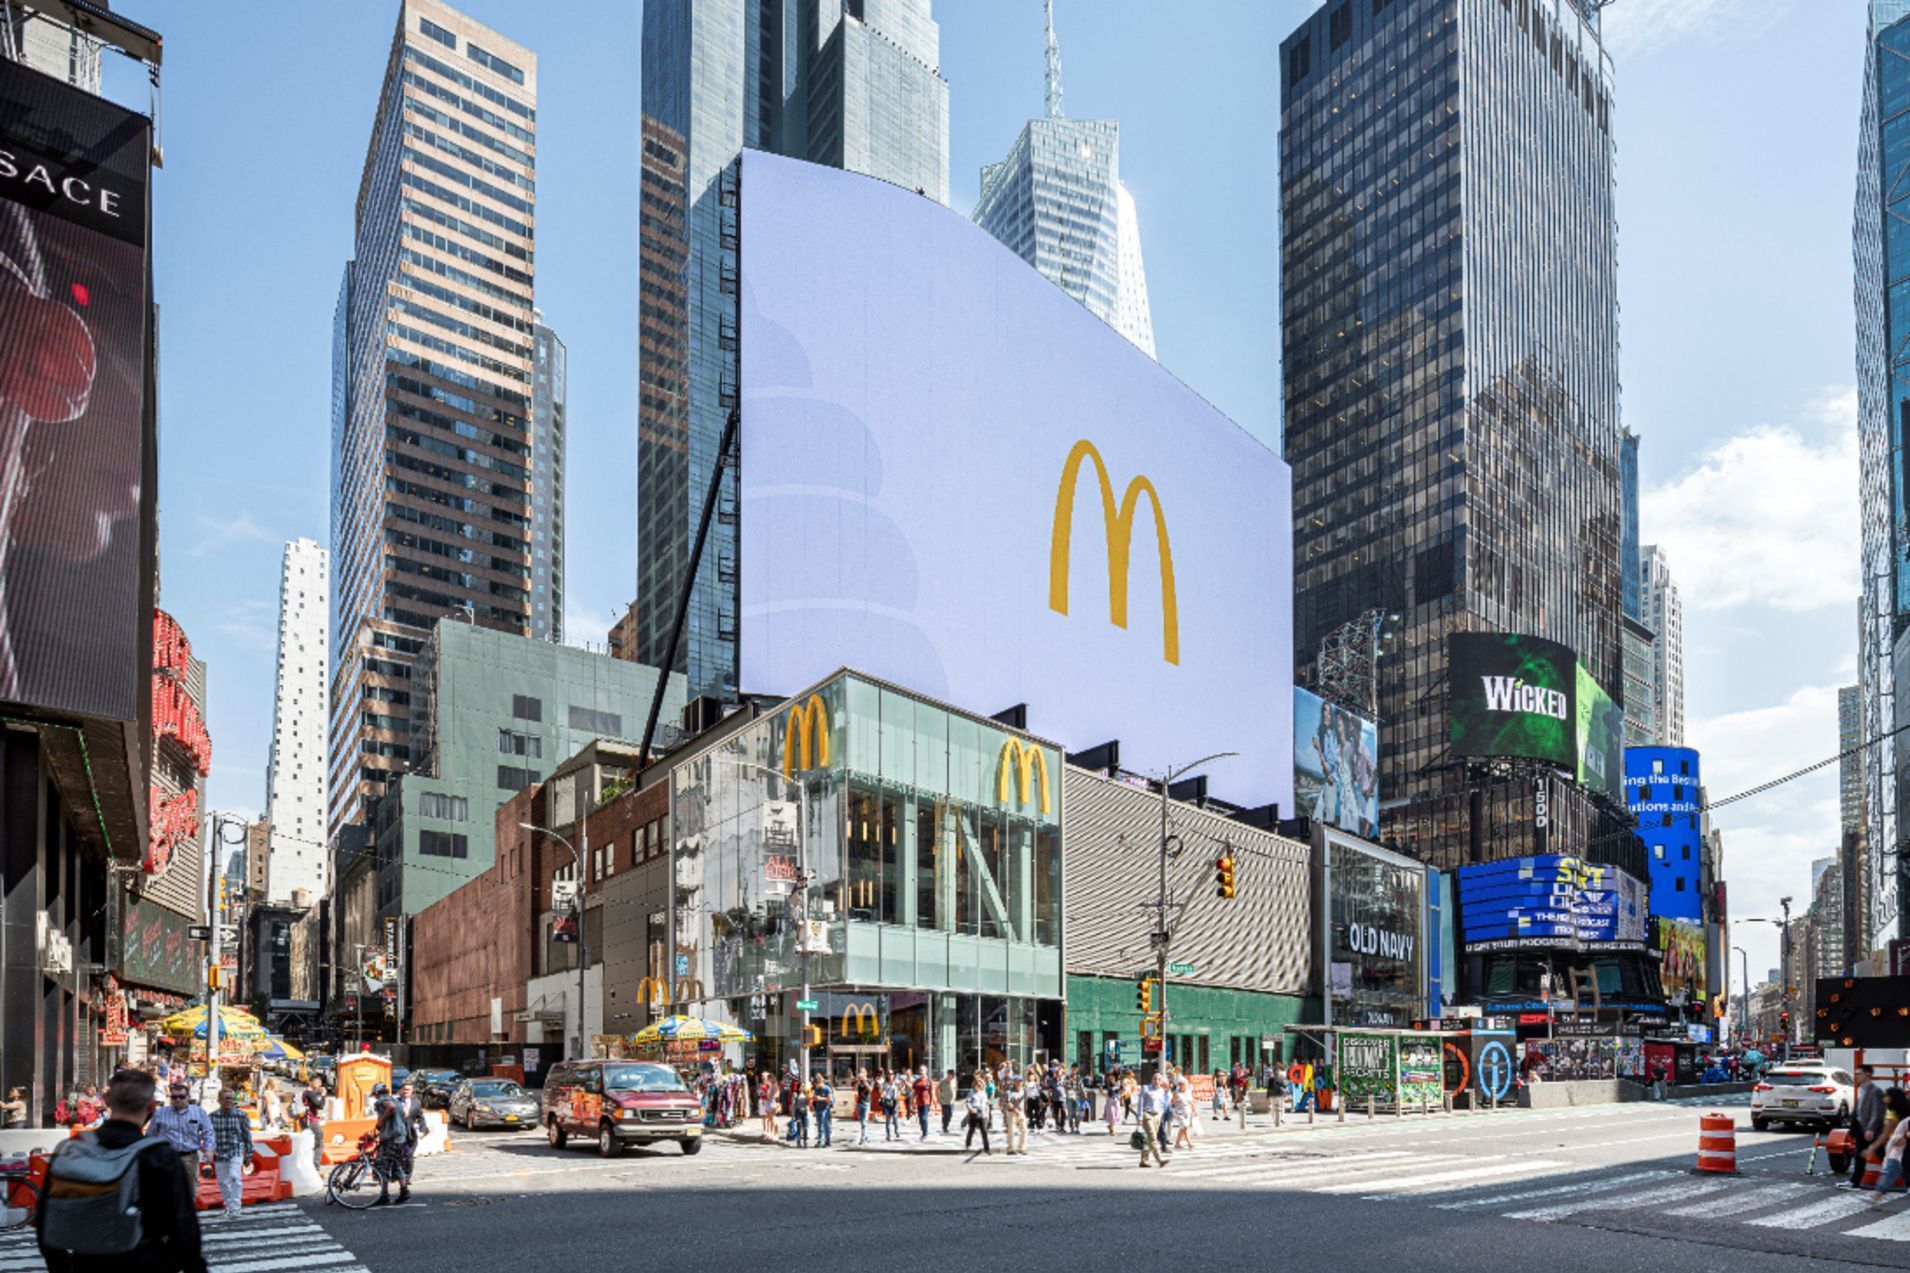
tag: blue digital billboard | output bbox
[736,150,1293,806]
[1624,746,1702,923]
[1456,855,1648,952]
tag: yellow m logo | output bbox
[636,978,670,1009]
[781,694,831,779]
[1048,439,1179,664]
[996,739,1053,815]
[839,1002,878,1040]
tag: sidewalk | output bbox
[718,1106,1369,1155]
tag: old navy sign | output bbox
[1344,922,1414,962]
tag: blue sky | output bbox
[122,0,1844,990]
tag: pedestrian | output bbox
[1854,1066,1887,1189]
[259,1083,282,1132]
[787,1075,811,1148]
[811,1074,834,1148]
[1066,1066,1085,1133]
[369,1084,409,1206]
[301,1076,328,1174]
[147,1080,213,1189]
[1873,1090,1910,1202]
[76,1086,103,1127]
[758,1071,779,1139]
[397,1080,427,1189]
[1173,1077,1199,1151]
[912,1068,934,1140]
[936,1069,957,1136]
[1211,1070,1228,1119]
[0,1086,23,1128]
[1103,1075,1121,1134]
[36,1068,208,1273]
[999,1067,1028,1155]
[879,1071,900,1142]
[1121,1071,1138,1123]
[854,1070,873,1144]
[1137,1072,1171,1168]
[207,1088,253,1220]
[963,1081,992,1155]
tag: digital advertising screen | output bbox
[0,60,152,722]
[1448,633,1578,769]
[1294,687,1377,836]
[1456,855,1648,952]
[1574,663,1623,800]
[1655,916,1706,1002]
[737,150,1293,806]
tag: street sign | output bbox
[512,1010,535,1023]
[1169,962,1196,976]
[795,999,818,1012]
[1141,1037,1162,1054]
[187,926,210,941]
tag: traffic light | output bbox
[1136,977,1154,1014]
[1779,1010,1792,1036]
[1214,854,1236,900]
[801,1024,823,1048]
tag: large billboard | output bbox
[737,151,1292,806]
[1575,663,1622,800]
[1455,855,1648,952]
[0,61,152,721]
[1294,687,1377,836]
[1624,746,1703,922]
[1448,633,1577,769]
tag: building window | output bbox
[1675,877,1686,892]
[466,42,525,85]
[1328,3,1351,48]
[512,694,543,722]
[419,17,456,48]
[420,830,468,859]
[498,764,537,791]
[1682,844,1691,860]
[1637,785,1651,802]
[499,729,541,758]
[1652,759,1664,776]
[1653,845,1665,860]
[419,793,468,821]
[568,705,622,736]
[1679,759,1690,775]
[1660,813,1672,827]
[1288,35,1310,84]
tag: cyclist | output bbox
[369,1084,409,1207]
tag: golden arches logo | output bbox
[1048,438,1179,665]
[996,739,1053,815]
[636,978,670,1009]
[781,694,831,779]
[839,1002,878,1040]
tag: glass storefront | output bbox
[672,672,1065,1076]
[1320,829,1426,1028]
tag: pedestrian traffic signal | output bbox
[801,1025,823,1048]
[1135,977,1156,1013]
[1214,854,1236,900]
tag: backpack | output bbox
[39,1131,168,1257]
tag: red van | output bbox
[541,1061,704,1156]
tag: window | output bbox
[420,830,468,859]
[1287,35,1310,84]
[1653,845,1665,860]
[512,694,542,722]
[1679,759,1690,776]
[419,17,456,48]
[568,705,622,736]
[466,42,525,84]
[1328,3,1351,48]
[1637,785,1651,802]
[1661,813,1672,827]
[498,729,541,758]
[1676,877,1686,892]
[1652,759,1664,776]
[1672,785,1683,801]
[498,764,537,791]
[419,792,468,821]
[1682,844,1691,860]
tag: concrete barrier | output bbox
[281,1130,325,1195]
[1520,1079,1759,1109]
[417,1109,449,1156]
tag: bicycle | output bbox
[324,1133,396,1210]
[0,1161,39,1232]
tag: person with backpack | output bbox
[36,1068,206,1273]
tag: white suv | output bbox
[1750,1065,1855,1132]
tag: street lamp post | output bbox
[714,759,812,1080]
[1734,945,1751,1044]
[1741,905,1796,1055]
[1151,752,1238,1073]
[519,822,590,1061]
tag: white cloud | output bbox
[214,599,277,653]
[189,509,275,558]
[1601,0,1796,58]
[1642,386,1857,613]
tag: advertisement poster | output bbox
[1294,687,1379,837]
[1656,916,1706,1001]
[1398,1034,1443,1105]
[1574,664,1623,800]
[1524,1037,1617,1081]
[0,60,152,721]
[1448,633,1578,768]
[1456,856,1648,952]
[1337,1031,1398,1103]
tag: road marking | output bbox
[1843,1203,1910,1241]
[1743,1191,1879,1229]
[1664,1183,1811,1217]
[1166,1151,1422,1180]
[1343,1159,1567,1196]
[210,1252,363,1273]
[1309,1155,1506,1193]
[1434,1170,1670,1210]
[1505,1178,1730,1221]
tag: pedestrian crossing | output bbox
[0,1201,368,1272]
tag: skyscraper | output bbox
[1639,544,1685,745]
[529,314,566,643]
[1857,0,1908,943]
[1282,0,1622,868]
[1841,682,1865,836]
[328,0,538,842]
[11,3,101,93]
[267,538,329,902]
[973,0,1156,356]
[634,0,948,699]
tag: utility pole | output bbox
[716,760,811,1078]
[206,817,222,1099]
[1148,752,1238,1073]
[519,822,589,1060]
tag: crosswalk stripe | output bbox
[1342,1159,1567,1196]
[212,1251,362,1273]
[1506,1178,1730,1221]
[1841,1203,1910,1241]
[1744,1192,1881,1230]
[1312,1156,1510,1194]
[1165,1151,1423,1180]
[1434,1170,1670,1210]
[1665,1183,1811,1217]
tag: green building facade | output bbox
[1064,974,1315,1075]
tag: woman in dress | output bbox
[1102,1071,1121,1134]
[758,1070,779,1139]
[1172,1077,1198,1151]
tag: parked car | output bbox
[449,1078,539,1130]
[1750,1064,1854,1131]
[541,1061,703,1157]
[414,1069,462,1108]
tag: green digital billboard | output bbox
[1448,633,1577,769]
[1575,663,1623,799]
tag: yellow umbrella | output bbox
[629,1014,753,1044]
[159,1005,267,1039]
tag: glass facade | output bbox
[1321,832,1425,1028]
[635,1,949,699]
[670,671,1062,1077]
[529,318,566,642]
[1282,0,1623,868]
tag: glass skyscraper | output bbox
[529,314,566,643]
[972,2,1155,357]
[328,0,539,843]
[635,0,949,699]
[1857,0,1909,943]
[1282,0,1623,869]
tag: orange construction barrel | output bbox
[1696,1112,1739,1174]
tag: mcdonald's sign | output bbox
[782,694,831,779]
[839,1002,879,1041]
[636,978,670,1009]
[996,738,1053,815]
[1048,438,1179,665]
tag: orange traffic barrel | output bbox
[1862,1150,1885,1190]
[1696,1112,1739,1174]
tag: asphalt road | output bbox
[15,1095,1898,1272]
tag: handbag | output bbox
[1129,1129,1147,1151]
